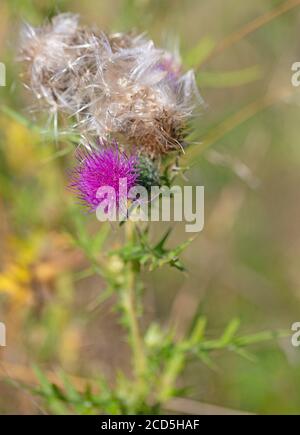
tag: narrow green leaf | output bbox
[197,65,262,88]
[233,347,258,363]
[58,371,81,403]
[196,351,219,371]
[91,223,110,255]
[189,317,207,345]
[33,365,53,397]
[184,36,216,68]
[234,329,288,347]
[0,105,38,131]
[220,318,241,344]
[154,228,172,252]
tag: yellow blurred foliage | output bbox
[0,231,84,306]
[0,233,44,305]
[0,116,41,174]
[0,264,31,304]
[59,326,82,369]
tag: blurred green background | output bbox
[1,0,300,414]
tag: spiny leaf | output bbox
[196,351,219,371]
[113,228,193,271]
[154,228,173,252]
[58,371,82,403]
[233,329,289,347]
[33,365,54,397]
[220,318,241,345]
[233,347,258,363]
[189,317,207,345]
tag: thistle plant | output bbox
[70,142,139,212]
[17,13,286,415]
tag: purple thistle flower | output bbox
[70,142,138,212]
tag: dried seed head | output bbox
[77,36,201,156]
[20,13,202,157]
[20,14,81,106]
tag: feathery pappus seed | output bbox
[73,34,201,157]
[19,14,101,128]
[20,13,202,157]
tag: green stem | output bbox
[123,221,146,383]
[158,353,185,403]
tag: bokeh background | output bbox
[1,0,300,414]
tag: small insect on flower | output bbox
[70,142,139,213]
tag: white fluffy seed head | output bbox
[19,13,202,156]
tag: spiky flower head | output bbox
[70,142,138,212]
